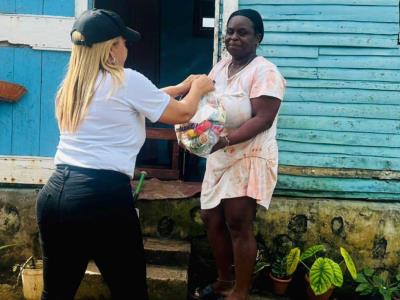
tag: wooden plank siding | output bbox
[239,0,400,199]
[1,0,399,201]
[0,47,14,154]
[0,0,80,158]
[0,48,70,157]
[0,0,74,16]
[40,51,70,156]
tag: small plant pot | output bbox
[305,274,334,300]
[269,272,292,296]
[21,263,43,300]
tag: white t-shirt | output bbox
[54,68,170,178]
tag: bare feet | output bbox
[212,279,235,296]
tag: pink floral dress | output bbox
[200,56,286,210]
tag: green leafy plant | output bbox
[286,245,357,296]
[355,268,400,300]
[253,249,271,275]
[254,250,292,296]
[271,255,290,280]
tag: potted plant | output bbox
[269,255,292,296]
[355,268,400,300]
[286,244,357,300]
[14,256,43,300]
[253,249,292,296]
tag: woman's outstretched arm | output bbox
[159,75,214,125]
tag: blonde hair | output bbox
[56,31,124,132]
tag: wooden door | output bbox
[95,0,160,84]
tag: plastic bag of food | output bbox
[175,92,226,157]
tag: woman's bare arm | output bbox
[159,75,214,125]
[212,95,281,152]
[161,75,201,98]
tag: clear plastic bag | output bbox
[175,91,226,157]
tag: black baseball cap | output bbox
[71,9,141,47]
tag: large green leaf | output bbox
[364,268,374,277]
[382,294,391,300]
[355,272,368,283]
[340,247,357,280]
[325,258,343,287]
[379,287,392,300]
[253,260,269,275]
[286,247,300,275]
[355,283,374,295]
[0,244,16,251]
[310,257,334,295]
[301,245,326,261]
[372,275,385,286]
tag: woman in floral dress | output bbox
[193,9,286,300]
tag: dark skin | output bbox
[212,15,281,152]
[199,16,281,300]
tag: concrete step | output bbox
[144,237,190,299]
[76,265,110,300]
[147,264,188,300]
[144,237,191,267]
[78,262,188,300]
[17,237,191,300]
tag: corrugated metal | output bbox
[239,0,400,199]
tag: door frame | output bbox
[213,0,238,64]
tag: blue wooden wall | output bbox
[0,0,86,157]
[1,0,399,200]
[239,0,400,199]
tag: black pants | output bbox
[36,164,148,300]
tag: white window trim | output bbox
[75,0,89,18]
[221,0,238,35]
[0,156,54,185]
[212,0,221,65]
[0,0,88,51]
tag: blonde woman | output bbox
[36,9,214,300]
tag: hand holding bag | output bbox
[175,91,226,157]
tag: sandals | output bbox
[192,284,220,300]
[192,279,234,300]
